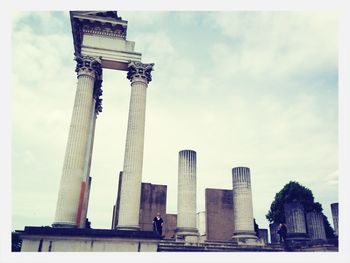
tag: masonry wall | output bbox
[164,214,177,239]
[112,173,167,231]
[205,188,234,241]
[139,183,167,231]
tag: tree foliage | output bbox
[11,232,22,252]
[266,181,335,239]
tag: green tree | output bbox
[266,181,335,239]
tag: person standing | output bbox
[152,212,164,237]
[277,223,287,243]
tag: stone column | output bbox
[117,62,154,230]
[306,211,326,240]
[53,55,102,227]
[284,202,309,240]
[331,203,338,236]
[176,150,199,242]
[232,167,257,240]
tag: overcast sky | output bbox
[10,10,339,235]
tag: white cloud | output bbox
[11,11,338,232]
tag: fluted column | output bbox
[53,55,102,227]
[331,203,338,236]
[306,211,326,240]
[284,202,307,234]
[117,62,154,230]
[176,150,199,242]
[283,202,310,241]
[232,167,257,240]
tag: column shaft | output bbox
[117,62,154,230]
[306,211,326,240]
[53,56,101,227]
[331,203,338,236]
[232,167,256,239]
[177,150,198,230]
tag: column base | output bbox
[175,227,199,243]
[232,230,263,246]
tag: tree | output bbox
[266,181,335,239]
[11,232,22,252]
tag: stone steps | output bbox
[157,239,285,252]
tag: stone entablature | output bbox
[70,11,141,71]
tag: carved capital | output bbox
[75,55,103,114]
[75,55,102,78]
[127,61,154,84]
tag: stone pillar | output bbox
[117,62,154,230]
[269,222,279,243]
[53,55,102,227]
[232,167,257,240]
[306,211,327,240]
[176,150,199,242]
[284,202,309,240]
[331,203,338,236]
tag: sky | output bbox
[1,0,350,262]
[9,10,340,235]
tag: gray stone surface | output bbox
[269,222,279,243]
[306,211,327,240]
[53,56,102,228]
[232,167,256,240]
[331,203,338,236]
[139,182,167,231]
[176,150,199,241]
[205,188,234,241]
[259,228,269,244]
[112,172,167,232]
[164,214,177,239]
[284,202,309,241]
[117,62,154,230]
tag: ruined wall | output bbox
[205,188,234,241]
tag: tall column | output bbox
[53,55,102,227]
[117,62,154,230]
[331,203,338,236]
[79,70,103,228]
[284,202,309,240]
[306,211,327,240]
[176,150,199,242]
[232,167,257,240]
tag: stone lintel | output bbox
[81,48,141,71]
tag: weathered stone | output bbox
[19,227,160,252]
[269,222,280,243]
[197,211,206,242]
[232,167,257,241]
[164,214,177,239]
[205,188,234,241]
[176,150,199,242]
[259,228,269,244]
[331,203,338,236]
[112,172,167,232]
[117,62,154,230]
[284,202,309,241]
[306,211,327,240]
[53,56,102,228]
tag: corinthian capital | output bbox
[127,61,154,84]
[75,55,102,78]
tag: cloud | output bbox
[11,11,338,231]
